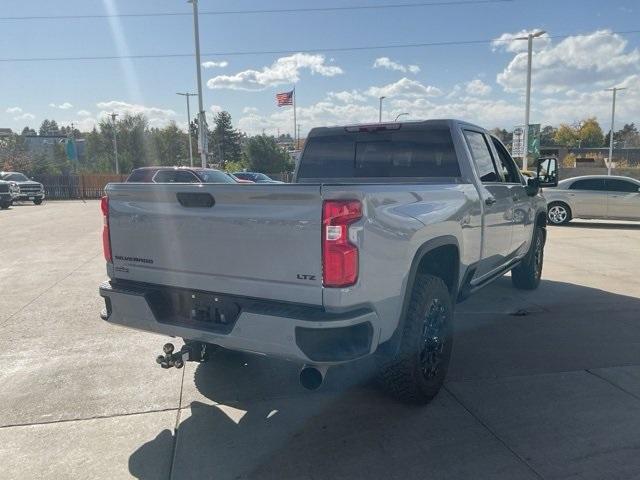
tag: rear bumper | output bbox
[99,280,380,365]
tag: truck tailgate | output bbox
[106,183,323,305]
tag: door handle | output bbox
[485,196,497,206]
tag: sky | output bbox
[1,0,639,137]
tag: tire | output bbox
[511,226,545,290]
[377,274,453,404]
[547,202,571,225]
[33,198,43,205]
[0,202,10,210]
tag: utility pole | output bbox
[378,96,386,123]
[110,112,119,175]
[516,30,545,171]
[606,87,627,176]
[188,0,207,168]
[177,92,196,167]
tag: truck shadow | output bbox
[558,221,640,230]
[129,279,640,480]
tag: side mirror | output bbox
[525,177,540,197]
[536,157,558,187]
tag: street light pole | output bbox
[606,87,627,176]
[110,112,119,175]
[516,30,545,171]
[188,0,207,168]
[394,112,409,122]
[177,92,196,167]
[378,96,386,123]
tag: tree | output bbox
[554,124,578,147]
[605,123,640,147]
[209,111,242,166]
[245,135,292,173]
[540,126,557,146]
[489,128,511,145]
[577,117,604,147]
[21,126,36,136]
[0,134,34,173]
[148,122,189,166]
[38,119,59,136]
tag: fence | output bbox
[33,174,127,200]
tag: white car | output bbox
[544,175,640,225]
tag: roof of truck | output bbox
[307,119,485,136]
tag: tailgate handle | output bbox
[176,192,215,208]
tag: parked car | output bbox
[0,180,20,209]
[232,171,283,183]
[0,172,45,205]
[126,166,236,184]
[225,172,254,184]
[544,175,640,225]
[99,119,557,404]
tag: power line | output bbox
[0,0,513,21]
[1,29,639,64]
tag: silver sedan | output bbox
[544,175,640,225]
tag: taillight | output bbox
[322,200,362,287]
[101,195,112,263]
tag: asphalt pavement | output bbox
[1,200,639,480]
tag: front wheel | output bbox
[377,274,453,404]
[0,202,10,210]
[33,198,43,205]
[511,226,545,290]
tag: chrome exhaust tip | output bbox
[299,365,326,390]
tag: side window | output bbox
[569,179,606,191]
[605,179,639,193]
[174,170,200,183]
[464,130,500,183]
[491,138,521,183]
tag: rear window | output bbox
[153,170,200,183]
[297,126,460,179]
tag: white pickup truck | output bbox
[99,119,557,404]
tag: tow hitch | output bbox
[155,342,209,369]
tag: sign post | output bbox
[512,124,540,170]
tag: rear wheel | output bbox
[512,226,545,290]
[547,202,571,225]
[377,274,453,404]
[1,201,10,210]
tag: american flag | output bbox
[276,90,294,107]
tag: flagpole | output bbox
[293,87,297,149]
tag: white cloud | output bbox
[497,30,640,94]
[14,113,36,121]
[6,106,22,114]
[207,53,343,91]
[465,79,492,96]
[60,118,97,132]
[49,102,73,110]
[327,90,367,103]
[242,106,259,114]
[202,60,228,68]
[492,29,551,53]
[209,104,223,115]
[238,100,379,136]
[77,110,92,117]
[373,57,420,74]
[96,100,176,128]
[366,77,442,98]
